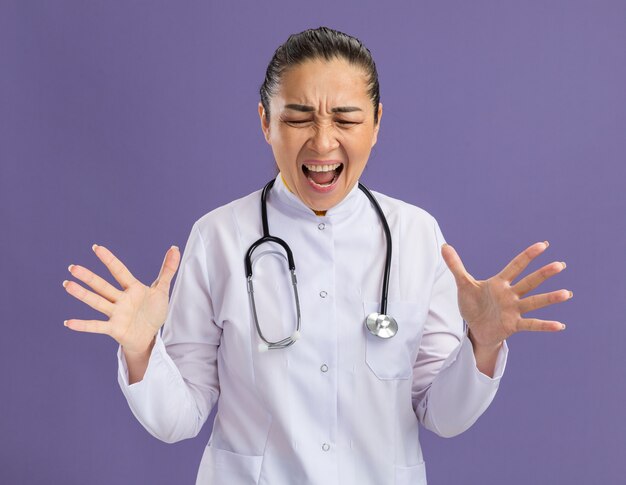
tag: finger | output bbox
[152,246,181,292]
[64,318,112,335]
[67,263,123,303]
[498,241,549,283]
[515,317,566,332]
[518,289,573,314]
[62,279,116,317]
[512,261,566,297]
[441,243,473,288]
[92,244,138,290]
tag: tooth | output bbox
[304,163,342,172]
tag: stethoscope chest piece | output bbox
[365,312,398,339]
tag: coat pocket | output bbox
[363,300,426,380]
[395,460,427,484]
[196,443,264,484]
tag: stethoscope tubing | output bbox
[357,182,392,317]
[245,178,393,350]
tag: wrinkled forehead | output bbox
[273,57,371,112]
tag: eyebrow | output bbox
[284,104,363,113]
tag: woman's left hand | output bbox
[441,241,571,350]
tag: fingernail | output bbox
[561,324,566,330]
[569,290,573,298]
[171,245,179,250]
[92,244,98,251]
[543,240,549,248]
[68,264,74,272]
[64,320,68,327]
[561,261,566,269]
[62,280,68,288]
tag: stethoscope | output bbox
[245,178,397,352]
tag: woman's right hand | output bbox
[63,244,181,355]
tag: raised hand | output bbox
[63,244,181,354]
[441,241,571,349]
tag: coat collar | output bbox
[270,172,365,222]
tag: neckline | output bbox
[270,172,364,221]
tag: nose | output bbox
[308,123,339,154]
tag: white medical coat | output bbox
[117,173,508,485]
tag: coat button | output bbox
[318,222,325,230]
[319,291,327,298]
[322,443,330,451]
[320,364,328,373]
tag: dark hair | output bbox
[259,26,380,125]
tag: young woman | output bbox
[63,26,570,484]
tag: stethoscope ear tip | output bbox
[292,330,301,341]
[258,343,270,353]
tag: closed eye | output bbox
[284,120,359,125]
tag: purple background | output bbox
[2,1,624,483]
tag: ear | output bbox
[258,102,271,144]
[371,102,383,147]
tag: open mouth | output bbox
[302,162,344,188]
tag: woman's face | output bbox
[258,57,382,212]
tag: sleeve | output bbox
[116,222,222,444]
[411,218,509,438]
